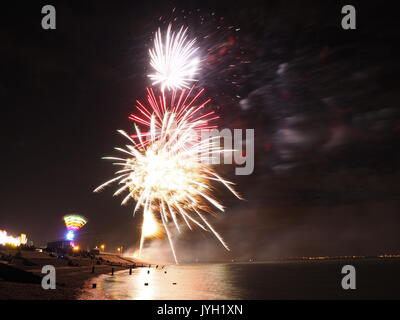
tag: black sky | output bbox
[1,1,400,261]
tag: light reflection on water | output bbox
[79,259,400,300]
[82,263,247,300]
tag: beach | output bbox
[0,247,144,299]
[2,246,400,300]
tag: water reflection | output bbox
[80,260,400,300]
[90,263,243,300]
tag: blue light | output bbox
[66,231,75,241]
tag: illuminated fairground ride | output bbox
[0,230,27,247]
[63,214,87,245]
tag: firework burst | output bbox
[94,89,241,263]
[148,24,200,91]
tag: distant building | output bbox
[46,240,71,253]
[90,248,100,255]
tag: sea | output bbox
[79,259,400,299]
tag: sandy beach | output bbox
[0,247,145,299]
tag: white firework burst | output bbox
[148,24,200,91]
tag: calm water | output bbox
[80,260,400,300]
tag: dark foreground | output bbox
[81,259,400,300]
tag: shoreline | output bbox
[0,248,147,300]
[3,252,400,299]
[79,268,128,300]
[0,263,134,299]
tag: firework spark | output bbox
[129,86,219,136]
[94,89,241,263]
[148,24,200,91]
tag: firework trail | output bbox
[148,24,200,91]
[95,88,241,263]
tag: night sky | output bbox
[1,1,400,261]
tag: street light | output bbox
[100,244,105,251]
